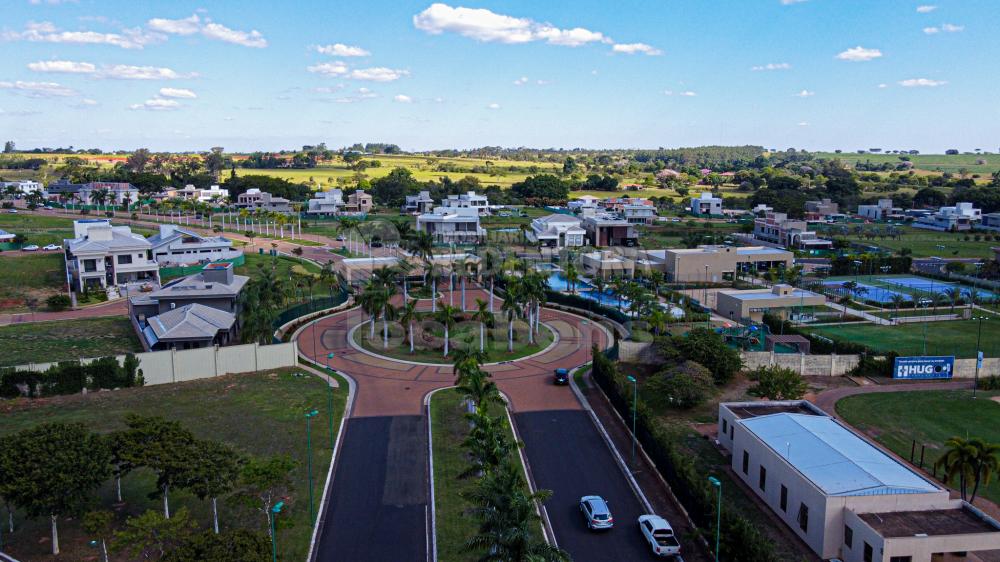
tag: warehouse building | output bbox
[718,401,1000,562]
[714,284,826,323]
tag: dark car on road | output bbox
[553,368,569,385]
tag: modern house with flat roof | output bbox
[580,250,634,279]
[913,203,981,232]
[47,180,139,206]
[1,180,43,196]
[416,206,485,244]
[714,284,826,322]
[336,256,401,285]
[64,219,159,291]
[804,198,840,221]
[718,401,1000,562]
[568,195,600,213]
[858,199,898,221]
[170,184,229,203]
[402,190,435,214]
[581,213,638,247]
[440,191,490,216]
[129,262,247,350]
[529,214,586,248]
[754,212,833,250]
[690,192,723,216]
[644,245,793,283]
[622,203,657,225]
[235,189,292,213]
[981,213,1000,233]
[147,224,240,266]
[306,189,344,215]
[343,190,373,214]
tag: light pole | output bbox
[305,409,319,524]
[704,265,711,329]
[626,375,637,470]
[973,316,988,398]
[708,476,722,562]
[327,352,336,451]
[270,501,284,562]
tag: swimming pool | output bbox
[546,273,627,308]
[534,263,562,272]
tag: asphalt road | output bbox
[314,415,428,562]
[515,410,659,562]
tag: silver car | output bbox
[580,495,613,530]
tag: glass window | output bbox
[722,419,728,435]
[863,542,873,562]
[889,557,911,562]
[83,259,97,272]
[117,254,132,265]
[797,503,809,532]
[742,451,749,474]
[780,485,787,512]
[844,525,853,548]
[758,466,767,491]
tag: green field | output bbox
[0,252,65,311]
[0,368,346,562]
[814,152,1000,175]
[431,388,523,562]
[837,390,1000,504]
[808,318,998,358]
[0,213,156,246]
[0,317,142,366]
[817,225,1000,258]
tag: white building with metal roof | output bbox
[718,401,1000,561]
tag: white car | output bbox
[21,245,40,252]
[7,209,18,214]
[638,514,681,557]
[42,244,62,251]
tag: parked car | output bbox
[42,244,62,251]
[336,235,346,241]
[638,514,681,557]
[21,245,39,251]
[7,209,18,214]
[579,496,613,530]
[553,368,569,385]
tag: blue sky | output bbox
[1,0,997,153]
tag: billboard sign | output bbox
[892,356,955,380]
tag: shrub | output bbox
[673,328,743,385]
[629,329,654,343]
[849,352,899,378]
[747,366,808,400]
[46,294,71,311]
[978,375,1000,391]
[645,360,714,409]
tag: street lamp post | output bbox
[708,476,722,562]
[626,376,637,470]
[973,316,988,398]
[327,352,336,451]
[305,409,319,524]
[270,501,284,562]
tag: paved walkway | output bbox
[0,298,127,326]
[813,378,973,417]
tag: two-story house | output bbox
[147,224,241,266]
[47,180,140,207]
[441,191,490,216]
[416,206,485,243]
[235,189,292,213]
[63,219,159,292]
[307,189,345,215]
[530,214,586,248]
[402,191,435,214]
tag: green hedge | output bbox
[590,345,776,561]
[0,354,143,399]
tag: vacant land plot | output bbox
[814,152,1000,175]
[808,319,997,358]
[0,316,142,366]
[0,368,346,562]
[837,390,1000,504]
[0,252,65,311]
[0,212,156,246]
[818,226,1000,258]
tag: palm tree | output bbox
[481,246,501,313]
[371,267,399,347]
[889,293,906,321]
[502,280,522,352]
[946,287,962,314]
[936,437,979,501]
[357,281,381,340]
[593,275,607,300]
[435,303,459,357]
[647,308,665,336]
[969,438,1000,503]
[564,262,580,295]
[473,298,494,354]
[456,255,468,311]
[454,367,500,413]
[398,299,421,354]
[426,261,442,313]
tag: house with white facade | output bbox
[64,219,159,292]
[753,212,833,250]
[47,180,139,207]
[402,191,434,214]
[981,213,1000,232]
[1,180,43,196]
[568,195,600,213]
[441,191,490,216]
[416,206,485,243]
[307,189,345,215]
[913,202,982,232]
[690,192,723,216]
[622,203,657,225]
[147,224,240,266]
[235,189,292,213]
[858,199,897,221]
[170,184,229,203]
[529,214,586,248]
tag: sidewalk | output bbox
[0,298,127,326]
[576,371,710,562]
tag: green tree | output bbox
[645,360,715,409]
[2,423,111,555]
[82,510,114,562]
[398,298,421,354]
[747,365,808,400]
[239,455,297,537]
[673,327,743,385]
[163,529,270,562]
[935,437,978,501]
[112,508,196,560]
[435,303,460,357]
[184,440,244,534]
[119,415,198,519]
[473,298,494,353]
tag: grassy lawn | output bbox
[354,319,554,364]
[0,317,142,367]
[818,226,1000,258]
[236,252,323,297]
[813,152,1000,175]
[0,368,347,562]
[808,318,998,358]
[0,212,156,247]
[836,390,1000,504]
[431,388,523,562]
[0,252,65,311]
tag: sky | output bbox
[0,0,998,153]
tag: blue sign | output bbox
[892,356,955,380]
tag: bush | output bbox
[46,294,71,311]
[747,366,808,400]
[0,354,144,399]
[977,375,1000,391]
[849,352,899,378]
[673,328,743,385]
[645,360,714,409]
[629,329,654,343]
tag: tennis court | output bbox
[822,281,912,304]
[879,277,997,302]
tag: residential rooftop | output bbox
[858,506,1000,538]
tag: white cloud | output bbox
[159,87,196,99]
[101,65,190,80]
[797,121,810,126]
[878,83,888,88]
[348,67,409,82]
[27,60,96,73]
[751,62,791,71]
[312,85,345,93]
[3,21,162,49]
[899,78,947,87]
[941,23,964,32]
[795,89,815,97]
[393,94,413,103]
[307,62,349,76]
[315,43,370,57]
[0,80,78,97]
[663,90,673,96]
[916,5,937,13]
[513,76,528,86]
[678,91,697,97]
[781,0,808,4]
[487,102,500,109]
[330,88,378,104]
[146,14,267,47]
[147,14,201,35]
[923,26,940,34]
[836,46,883,62]
[129,98,180,111]
[29,0,79,4]
[413,3,609,47]
[78,98,98,106]
[611,42,662,56]
[536,79,550,85]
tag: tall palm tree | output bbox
[502,280,522,352]
[435,303,459,357]
[454,367,500,413]
[889,293,906,321]
[358,281,381,340]
[371,267,399,348]
[426,261,442,313]
[482,247,501,313]
[969,438,1000,503]
[946,287,962,314]
[564,262,580,295]
[456,255,468,311]
[398,299,421,354]
[936,436,979,501]
[473,298,494,354]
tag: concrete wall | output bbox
[8,342,299,386]
[618,340,660,363]
[741,351,861,376]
